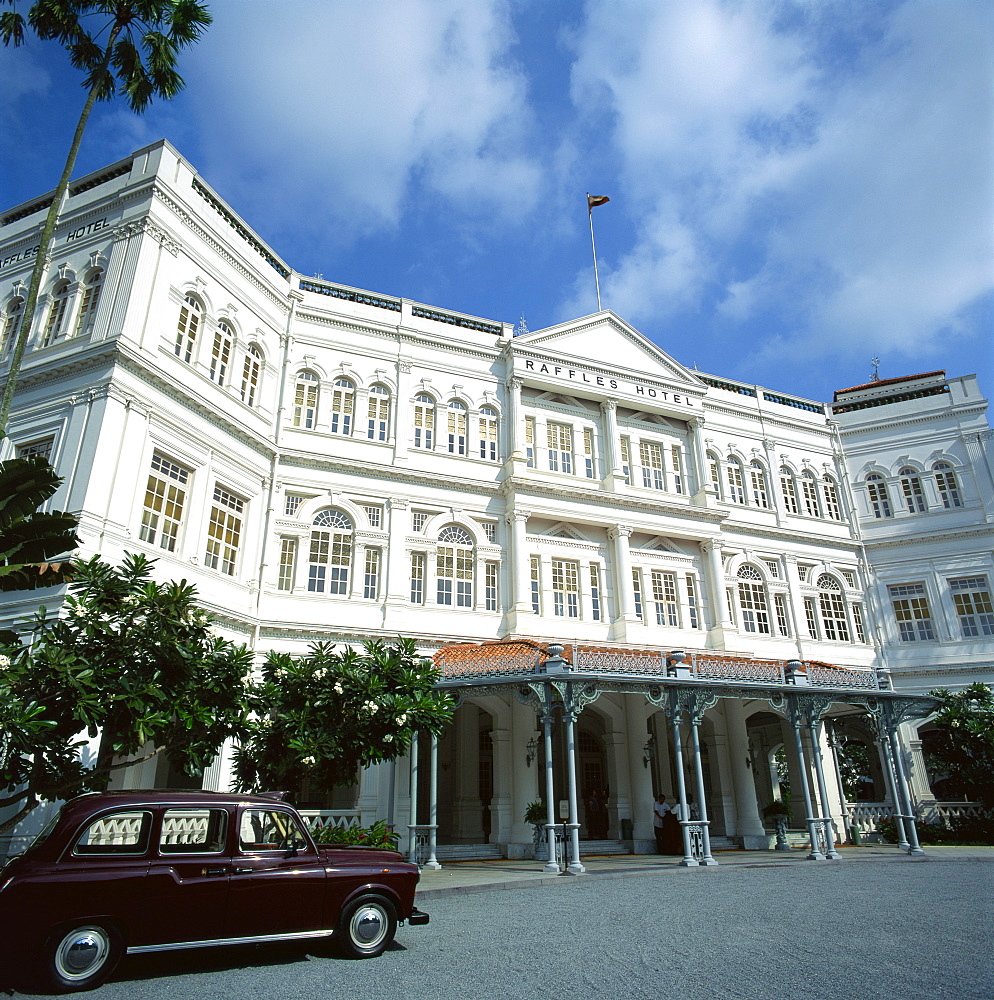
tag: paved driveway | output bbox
[14,859,993,999]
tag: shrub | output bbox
[311,819,399,850]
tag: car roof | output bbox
[59,790,295,822]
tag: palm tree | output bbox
[0,453,79,592]
[0,0,212,431]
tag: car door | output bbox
[223,806,327,940]
[140,805,232,947]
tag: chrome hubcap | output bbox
[55,927,110,981]
[352,906,385,945]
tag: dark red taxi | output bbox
[0,790,428,992]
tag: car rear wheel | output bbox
[336,895,397,959]
[40,923,123,992]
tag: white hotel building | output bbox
[1,141,991,862]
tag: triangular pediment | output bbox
[515,311,705,389]
[545,522,589,541]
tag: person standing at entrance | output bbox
[653,794,671,854]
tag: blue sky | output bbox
[2,0,991,404]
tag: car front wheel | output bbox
[40,922,123,993]
[336,895,397,959]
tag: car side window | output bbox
[160,807,228,853]
[239,808,309,852]
[73,809,152,855]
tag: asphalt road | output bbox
[12,861,993,1000]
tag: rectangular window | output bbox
[583,428,595,478]
[823,480,843,520]
[632,569,644,621]
[774,593,791,636]
[670,446,683,494]
[367,391,389,441]
[362,504,382,528]
[686,575,700,629]
[889,583,935,642]
[639,441,664,490]
[160,807,227,854]
[726,462,746,504]
[140,452,189,552]
[804,597,819,639]
[410,552,425,604]
[481,521,497,543]
[485,561,499,612]
[277,537,297,591]
[530,556,541,615]
[363,548,380,599]
[764,560,781,579]
[204,484,244,576]
[525,416,535,468]
[590,564,602,622]
[307,528,350,595]
[738,581,770,634]
[552,559,580,618]
[284,494,303,517]
[620,436,631,484]
[801,476,820,517]
[841,570,856,587]
[851,603,866,643]
[949,577,994,637]
[17,437,54,460]
[820,590,850,641]
[547,422,573,474]
[781,473,799,514]
[412,510,430,532]
[651,571,680,627]
[437,546,473,607]
[726,588,737,627]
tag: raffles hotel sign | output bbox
[517,357,698,409]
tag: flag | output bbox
[587,194,610,211]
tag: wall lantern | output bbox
[525,736,538,768]
[642,734,656,769]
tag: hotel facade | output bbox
[2,141,991,862]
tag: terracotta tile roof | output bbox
[833,371,945,399]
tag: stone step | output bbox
[434,843,504,861]
[578,839,630,855]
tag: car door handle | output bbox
[233,866,253,874]
[202,867,229,877]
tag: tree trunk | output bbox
[0,23,123,432]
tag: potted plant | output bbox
[762,799,792,850]
[524,801,547,859]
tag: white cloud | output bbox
[562,0,993,368]
[183,0,541,244]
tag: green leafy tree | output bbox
[234,639,454,799]
[0,552,251,833]
[923,683,994,808]
[0,0,212,430]
[0,453,78,591]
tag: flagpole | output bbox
[587,192,603,312]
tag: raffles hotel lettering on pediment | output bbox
[517,357,698,408]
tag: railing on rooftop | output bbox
[299,279,401,312]
[411,305,503,336]
[831,384,948,414]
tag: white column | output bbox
[783,555,809,659]
[489,727,513,847]
[510,698,539,856]
[723,701,766,847]
[507,509,532,623]
[541,704,559,872]
[669,714,699,867]
[689,720,718,865]
[609,525,638,639]
[407,732,420,863]
[453,706,484,841]
[424,735,441,869]
[687,416,708,499]
[807,721,841,859]
[505,377,526,470]
[789,709,825,860]
[701,539,731,646]
[600,399,622,487]
[626,701,656,849]
[385,498,409,604]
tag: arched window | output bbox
[479,406,499,461]
[726,457,746,504]
[413,394,435,449]
[447,400,467,455]
[330,378,355,435]
[1,296,24,357]
[174,294,202,364]
[41,280,71,347]
[437,524,473,606]
[749,461,769,508]
[780,467,799,514]
[209,320,234,385]
[240,345,262,406]
[74,268,103,337]
[736,565,771,634]
[308,509,353,594]
[899,467,927,514]
[822,475,842,520]
[367,384,390,441]
[293,370,319,428]
[707,452,723,499]
[865,473,892,518]
[817,574,850,641]
[800,471,821,517]
[932,462,962,508]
